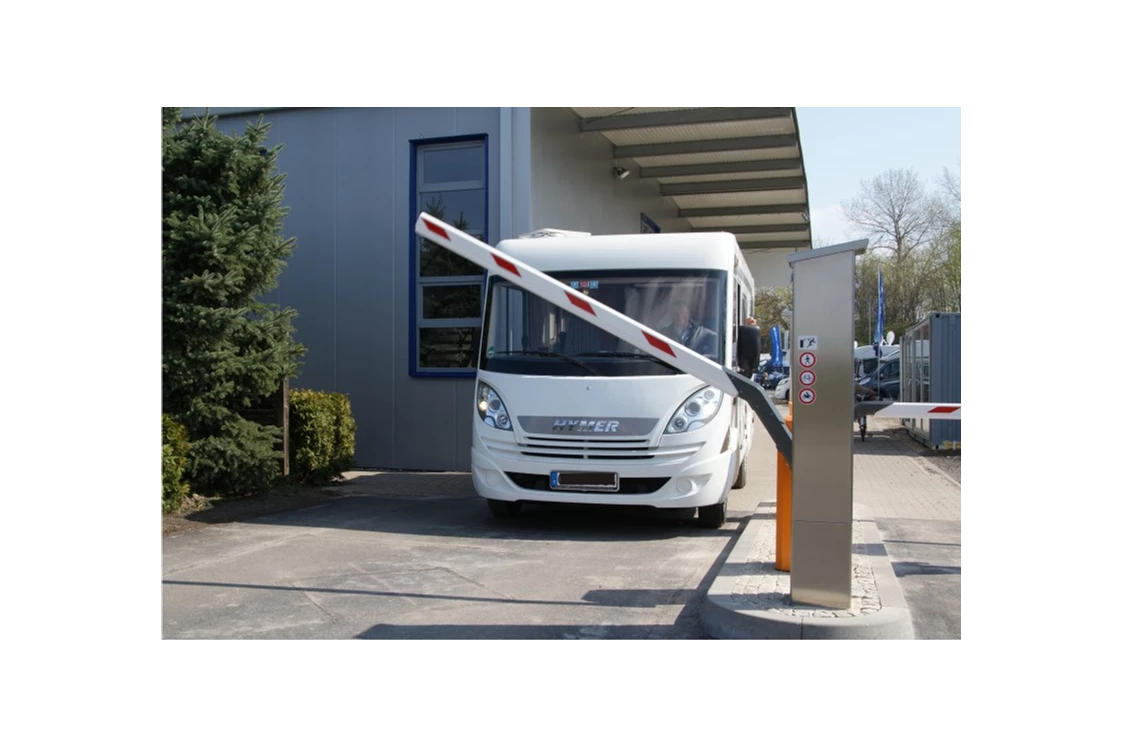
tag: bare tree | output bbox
[849,167,962,335]
[939,165,961,207]
[927,222,961,312]
[842,168,943,258]
[931,166,961,310]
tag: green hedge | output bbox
[289,390,356,484]
[162,414,192,512]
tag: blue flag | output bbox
[770,325,782,368]
[874,267,885,355]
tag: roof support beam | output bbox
[581,107,790,132]
[614,135,798,160]
[694,224,810,235]
[661,177,805,197]
[679,203,809,219]
[182,107,293,118]
[639,158,802,179]
[739,240,810,250]
[741,246,806,255]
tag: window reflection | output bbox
[421,145,484,185]
[419,192,485,277]
[419,327,477,368]
[423,285,481,320]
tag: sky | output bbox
[794,108,962,247]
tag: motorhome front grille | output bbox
[521,436,651,460]
[479,435,704,464]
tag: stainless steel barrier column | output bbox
[787,240,867,608]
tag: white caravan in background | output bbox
[854,343,900,380]
[471,229,758,527]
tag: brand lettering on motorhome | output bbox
[552,419,620,433]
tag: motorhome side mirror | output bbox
[736,325,761,371]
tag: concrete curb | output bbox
[702,504,915,640]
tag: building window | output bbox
[413,138,487,374]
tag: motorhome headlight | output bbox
[664,386,723,434]
[476,382,513,431]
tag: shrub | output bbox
[289,390,356,484]
[162,414,192,512]
[187,418,283,498]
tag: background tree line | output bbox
[754,166,961,355]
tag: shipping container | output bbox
[901,312,961,450]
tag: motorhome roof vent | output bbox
[517,228,592,238]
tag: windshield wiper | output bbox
[491,350,600,375]
[574,350,682,373]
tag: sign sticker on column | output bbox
[797,335,818,351]
[799,370,816,386]
[799,351,816,368]
[798,388,817,405]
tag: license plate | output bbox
[550,471,619,492]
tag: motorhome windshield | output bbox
[480,269,726,377]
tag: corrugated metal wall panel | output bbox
[208,107,501,471]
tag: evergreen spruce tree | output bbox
[162,110,305,497]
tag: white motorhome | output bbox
[471,230,757,527]
[854,344,900,380]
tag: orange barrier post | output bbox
[775,404,793,571]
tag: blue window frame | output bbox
[410,136,488,376]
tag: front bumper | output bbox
[470,442,737,509]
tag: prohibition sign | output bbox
[799,351,816,368]
[798,388,817,405]
[799,370,816,386]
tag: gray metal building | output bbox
[182,107,812,470]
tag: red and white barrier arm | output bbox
[855,401,961,420]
